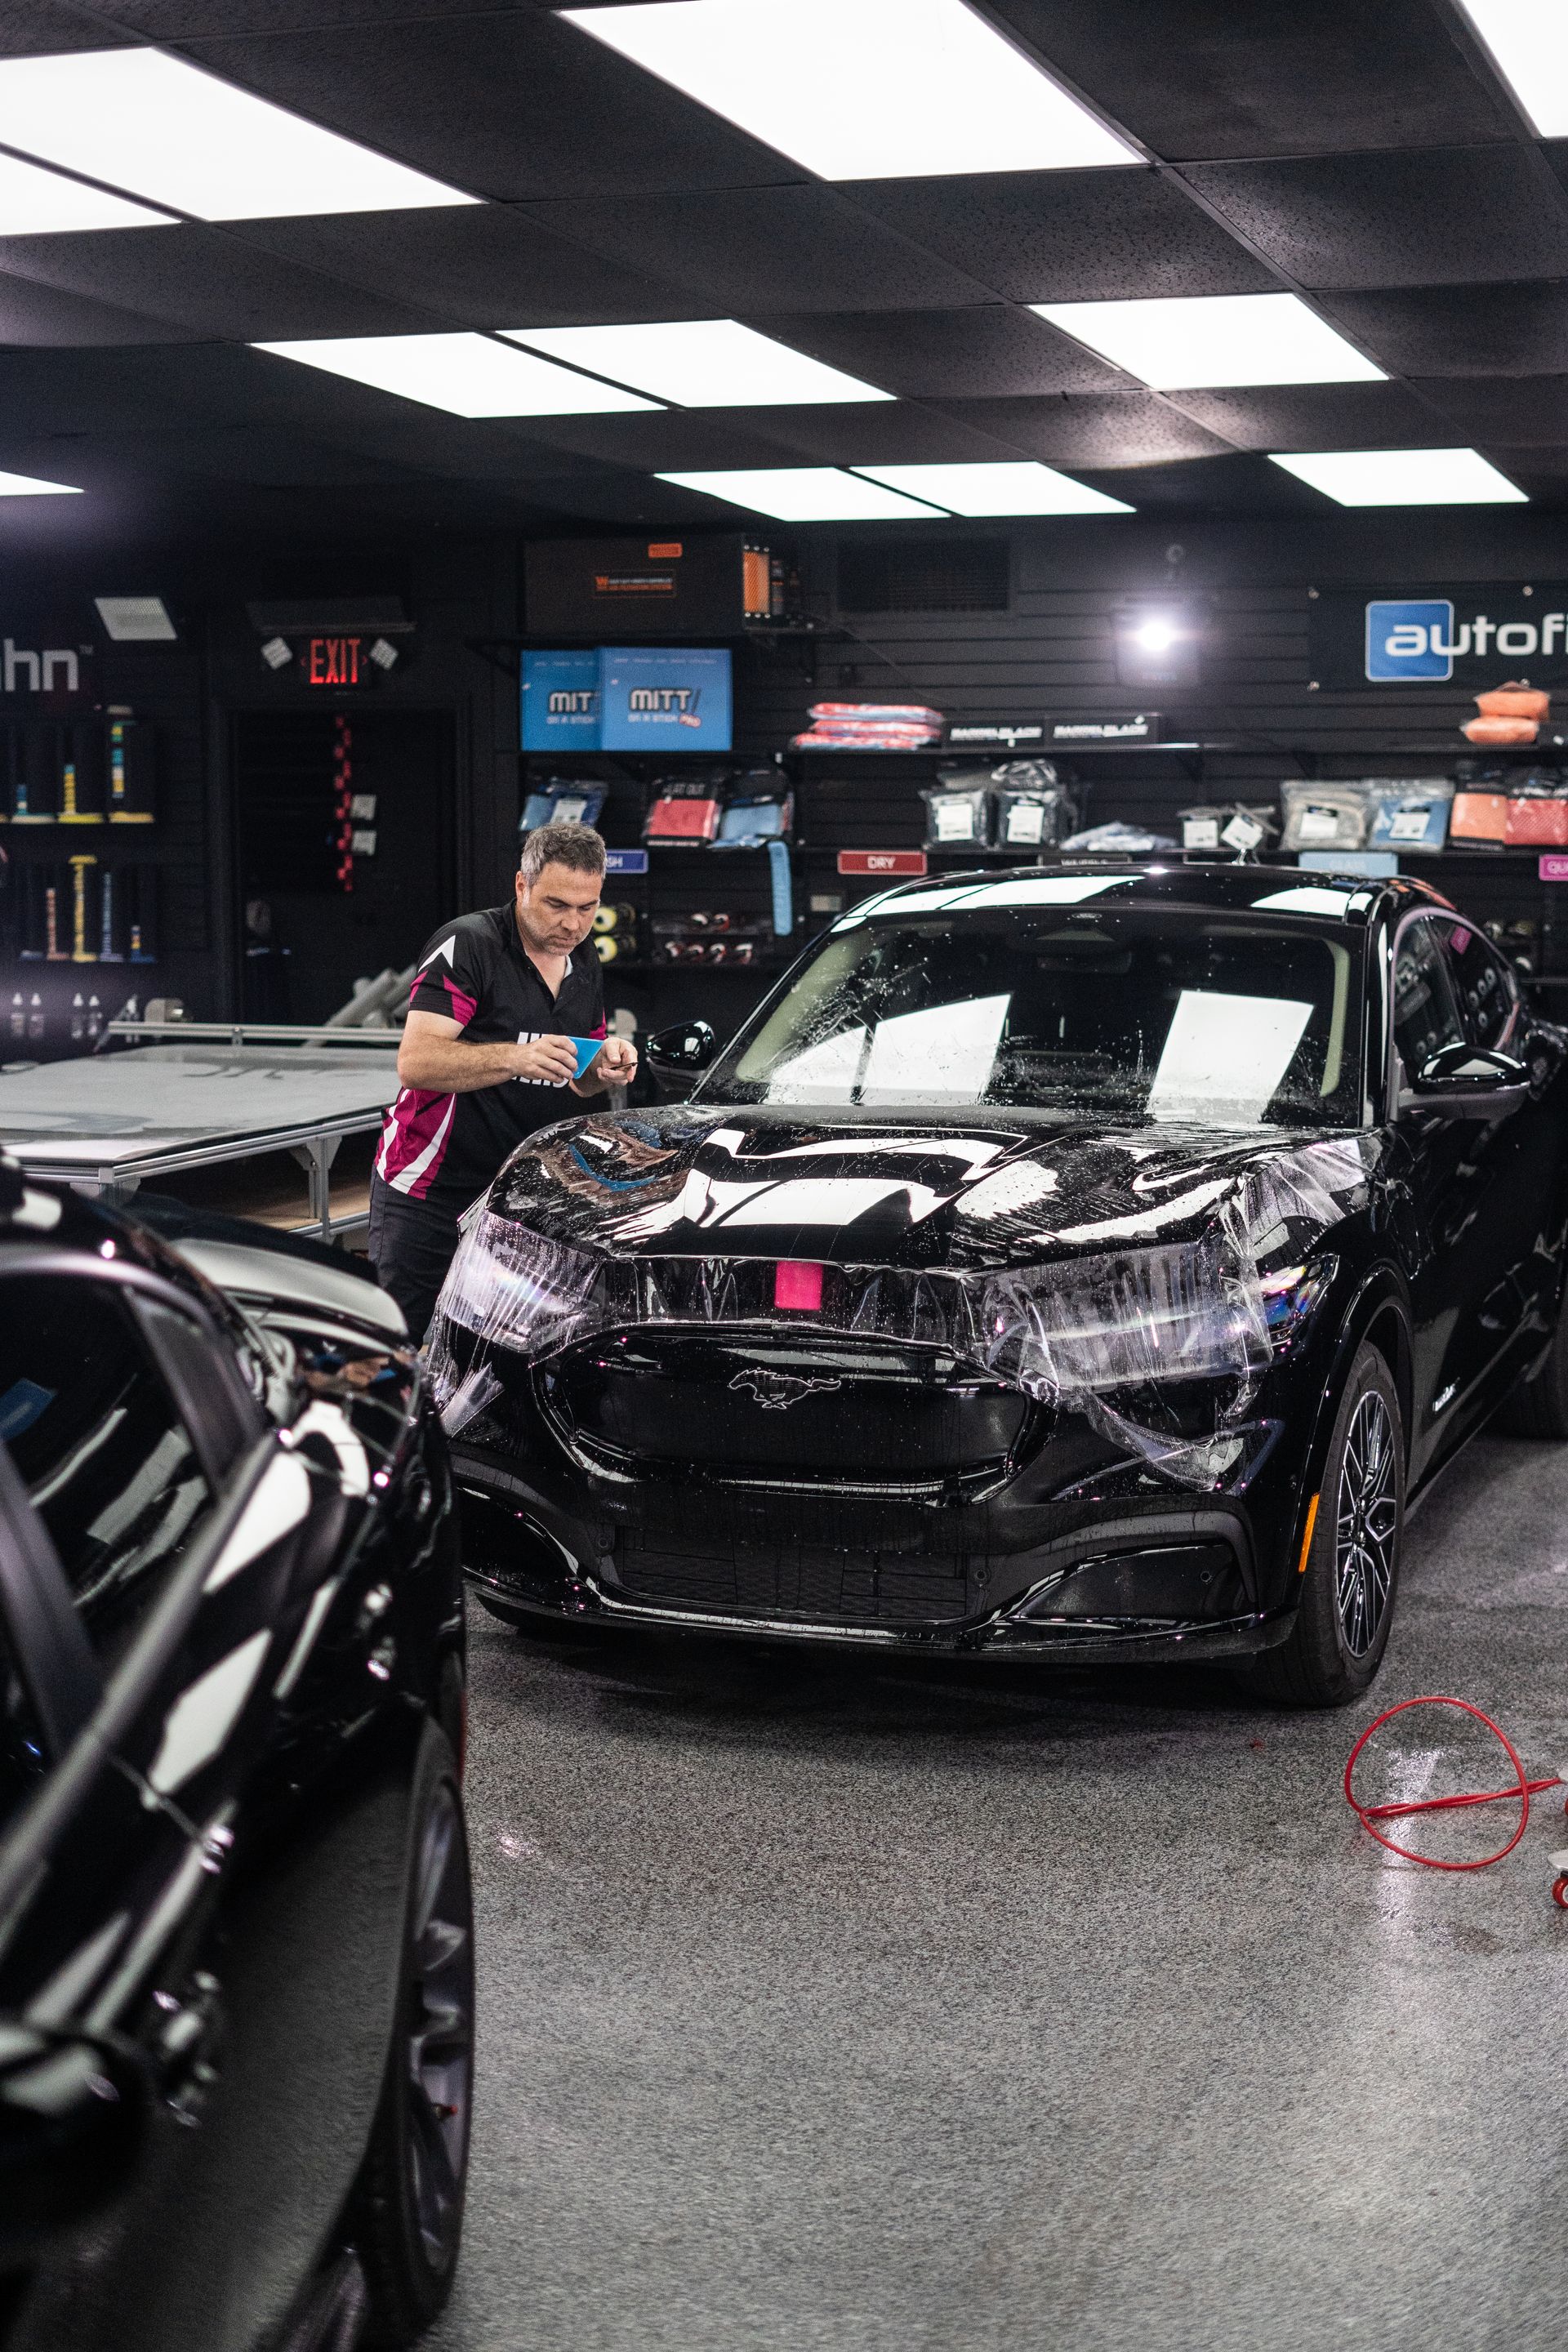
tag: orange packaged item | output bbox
[1449,791,1509,844]
[1505,794,1568,847]
[1463,715,1539,745]
[1475,682,1550,720]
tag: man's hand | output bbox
[573,1036,639,1094]
[510,1033,581,1086]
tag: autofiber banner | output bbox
[1310,586,1568,688]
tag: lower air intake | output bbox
[612,1534,982,1626]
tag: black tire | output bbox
[1247,1342,1405,1708]
[354,1727,474,2349]
[1494,1285,1568,1439]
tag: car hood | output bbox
[489,1102,1378,1274]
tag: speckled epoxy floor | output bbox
[433,1432,1568,2352]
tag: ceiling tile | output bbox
[175,13,797,201]
[519,185,995,313]
[1183,149,1568,289]
[0,224,434,341]
[0,342,429,438]
[1065,452,1333,511]
[311,412,623,482]
[77,423,422,486]
[744,306,1129,397]
[234,204,688,328]
[497,410,810,470]
[0,6,136,53]
[1320,284,1568,378]
[740,403,1028,466]
[0,267,188,346]
[1161,381,1444,450]
[984,0,1519,158]
[101,1,509,27]
[933,393,1235,466]
[840,168,1276,304]
[1405,376,1568,447]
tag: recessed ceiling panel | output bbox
[1036,292,1382,387]
[562,0,1137,179]
[1184,148,1568,289]
[0,46,474,219]
[982,0,1518,158]
[253,332,663,417]
[656,466,948,521]
[841,169,1278,305]
[854,460,1133,515]
[504,319,891,406]
[521,184,994,312]
[1269,446,1527,504]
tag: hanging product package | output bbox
[987,760,1078,848]
[1178,803,1278,855]
[644,773,724,843]
[519,779,607,835]
[1279,780,1372,853]
[1476,682,1550,721]
[1365,778,1454,853]
[920,784,992,849]
[1504,779,1568,847]
[1062,821,1178,853]
[715,786,793,847]
[1450,789,1509,846]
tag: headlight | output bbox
[976,1239,1272,1402]
[436,1209,612,1358]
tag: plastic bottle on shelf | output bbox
[7,991,22,1038]
[87,993,102,1040]
[26,993,43,1038]
[70,992,85,1040]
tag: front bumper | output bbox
[452,1448,1298,1664]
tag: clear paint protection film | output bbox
[428,1107,1374,1490]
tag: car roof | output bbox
[839,859,1454,930]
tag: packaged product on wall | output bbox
[1365,779,1454,853]
[519,778,607,834]
[644,774,724,842]
[1449,790,1510,845]
[1179,802,1278,854]
[1062,821,1178,853]
[1279,780,1374,853]
[983,759,1078,847]
[920,783,992,848]
[793,701,944,751]
[1504,779,1568,847]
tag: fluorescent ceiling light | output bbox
[254,333,661,417]
[1457,1,1568,135]
[1035,293,1383,389]
[1269,448,1527,506]
[560,0,1138,180]
[0,470,80,497]
[658,467,946,521]
[502,318,891,408]
[0,47,474,220]
[95,595,176,641]
[0,149,172,234]
[852,461,1133,515]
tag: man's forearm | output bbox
[397,1035,523,1093]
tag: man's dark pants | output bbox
[368,1178,461,1344]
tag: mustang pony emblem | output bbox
[728,1370,843,1411]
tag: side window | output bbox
[1392,919,1464,1080]
[0,1276,216,1664]
[1438,920,1517,1053]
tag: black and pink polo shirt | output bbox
[373,904,605,1210]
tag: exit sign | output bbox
[305,635,367,686]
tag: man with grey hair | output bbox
[368,822,636,1338]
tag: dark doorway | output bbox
[233,708,456,1023]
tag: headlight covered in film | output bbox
[436,1209,620,1357]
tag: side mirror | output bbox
[0,2021,149,2267]
[644,1018,717,1100]
[1400,1041,1532,1118]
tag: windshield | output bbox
[711,903,1361,1129]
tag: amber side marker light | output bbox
[1297,1491,1321,1574]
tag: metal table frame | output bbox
[10,1021,402,1244]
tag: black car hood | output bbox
[489,1102,1376,1273]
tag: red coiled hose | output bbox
[1343,1694,1562,1872]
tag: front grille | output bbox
[612,1531,982,1625]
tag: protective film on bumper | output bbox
[427,1121,1373,1490]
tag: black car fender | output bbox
[1279,1263,1414,1606]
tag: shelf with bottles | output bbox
[0,710,155,828]
[3,858,158,967]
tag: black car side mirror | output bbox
[0,2021,149,2266]
[645,1019,717,1099]
[1400,1041,1533,1118]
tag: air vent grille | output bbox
[837,536,1009,615]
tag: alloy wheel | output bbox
[404,1782,474,2272]
[1334,1388,1398,1658]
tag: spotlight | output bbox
[1115,603,1202,688]
[368,635,399,671]
[260,635,292,670]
